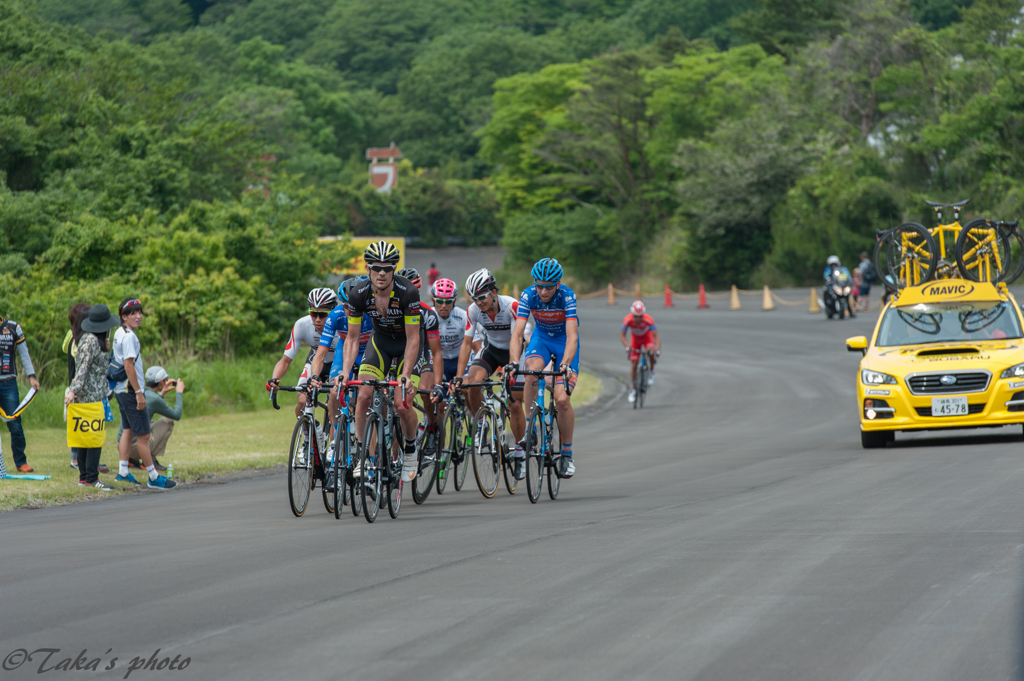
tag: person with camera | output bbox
[118,366,184,471]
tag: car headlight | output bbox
[862,369,897,385]
[1001,363,1024,379]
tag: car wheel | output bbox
[861,430,892,449]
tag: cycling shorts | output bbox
[413,347,434,377]
[443,357,460,383]
[524,333,579,395]
[328,352,364,383]
[629,333,655,362]
[472,344,509,375]
[359,333,409,381]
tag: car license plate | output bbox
[932,396,968,416]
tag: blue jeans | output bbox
[0,379,27,467]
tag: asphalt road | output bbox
[3,290,1024,681]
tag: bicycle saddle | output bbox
[924,199,971,209]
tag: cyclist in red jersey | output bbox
[620,301,660,403]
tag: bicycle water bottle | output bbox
[538,377,546,406]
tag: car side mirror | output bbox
[846,336,867,356]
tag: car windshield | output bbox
[875,300,1023,347]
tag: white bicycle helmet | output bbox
[466,268,497,298]
[307,287,338,310]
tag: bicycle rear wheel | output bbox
[388,416,403,518]
[548,411,561,500]
[524,409,543,503]
[472,407,501,498]
[886,223,937,288]
[288,417,313,517]
[956,218,1011,282]
[437,404,456,494]
[360,413,381,524]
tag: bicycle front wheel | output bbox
[638,361,648,409]
[288,417,313,517]
[360,413,381,524]
[956,218,1011,282]
[437,404,456,495]
[524,409,543,503]
[332,420,346,520]
[454,411,470,491]
[548,412,561,500]
[388,416,403,519]
[472,407,501,498]
[886,222,937,288]
[501,408,518,495]
[412,427,437,505]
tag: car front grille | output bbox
[914,403,986,417]
[907,372,990,395]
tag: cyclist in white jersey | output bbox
[430,278,469,383]
[452,268,527,477]
[267,288,338,417]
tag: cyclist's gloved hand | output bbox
[430,385,446,402]
[624,346,631,357]
[655,350,661,358]
[266,378,279,392]
[504,363,518,376]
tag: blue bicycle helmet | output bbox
[531,258,564,283]
[338,276,368,304]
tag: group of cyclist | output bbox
[267,240,586,496]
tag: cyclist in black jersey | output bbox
[327,240,422,483]
[398,268,444,464]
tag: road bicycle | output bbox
[272,381,335,517]
[410,387,445,505]
[327,383,361,520]
[874,199,1020,289]
[632,347,655,409]
[348,375,408,523]
[518,363,568,503]
[437,382,471,494]
[464,374,519,498]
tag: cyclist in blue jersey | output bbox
[508,257,580,479]
[309,277,374,422]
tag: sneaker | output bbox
[628,389,636,403]
[147,475,177,490]
[115,473,140,485]
[97,463,110,474]
[152,459,167,473]
[93,481,114,491]
[128,459,144,469]
[402,453,417,482]
[557,456,575,479]
[514,457,525,480]
[70,460,78,470]
[352,461,363,478]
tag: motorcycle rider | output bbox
[823,255,855,319]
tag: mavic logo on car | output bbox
[923,282,975,298]
[940,375,957,385]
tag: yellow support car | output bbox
[848,280,1024,448]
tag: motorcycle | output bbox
[823,269,855,320]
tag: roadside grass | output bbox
[1,369,602,511]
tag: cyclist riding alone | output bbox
[509,258,580,479]
[332,241,422,484]
[267,288,339,418]
[452,268,528,479]
[396,267,444,466]
[621,300,661,403]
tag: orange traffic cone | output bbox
[607,283,615,305]
[698,284,709,309]
[762,285,775,311]
[808,287,821,314]
[730,285,741,310]
[664,284,674,307]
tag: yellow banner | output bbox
[319,236,406,275]
[67,402,107,448]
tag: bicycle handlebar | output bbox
[345,378,409,410]
[269,382,335,411]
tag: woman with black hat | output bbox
[65,304,120,489]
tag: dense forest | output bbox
[2,0,1021,367]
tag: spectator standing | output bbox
[118,366,184,470]
[0,314,40,473]
[112,297,176,490]
[857,252,875,312]
[851,266,862,309]
[63,303,89,470]
[64,304,120,489]
[427,263,441,287]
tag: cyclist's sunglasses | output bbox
[472,289,494,302]
[534,282,558,291]
[434,297,456,306]
[368,264,396,274]
[308,310,330,319]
